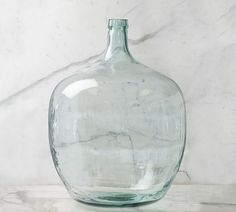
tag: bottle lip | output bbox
[108,19,128,29]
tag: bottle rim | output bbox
[108,19,128,29]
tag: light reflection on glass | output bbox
[62,79,98,98]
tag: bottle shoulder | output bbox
[51,61,184,103]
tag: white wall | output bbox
[0,0,236,185]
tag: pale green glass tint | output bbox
[48,19,186,206]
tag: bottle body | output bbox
[49,19,186,206]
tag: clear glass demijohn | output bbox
[48,19,186,206]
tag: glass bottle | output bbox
[48,19,186,206]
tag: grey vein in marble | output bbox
[0,23,173,107]
[129,22,174,45]
[123,3,142,17]
[173,0,188,8]
[218,2,236,20]
[0,53,102,106]
[178,170,191,181]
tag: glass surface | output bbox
[48,19,186,206]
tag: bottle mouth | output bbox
[108,19,128,29]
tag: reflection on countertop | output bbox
[0,185,235,212]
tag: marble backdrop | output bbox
[0,0,236,185]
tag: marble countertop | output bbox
[0,185,235,212]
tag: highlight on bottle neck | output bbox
[104,19,132,61]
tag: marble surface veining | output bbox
[0,185,236,212]
[0,0,236,185]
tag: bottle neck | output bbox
[104,19,132,61]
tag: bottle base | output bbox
[70,189,168,206]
